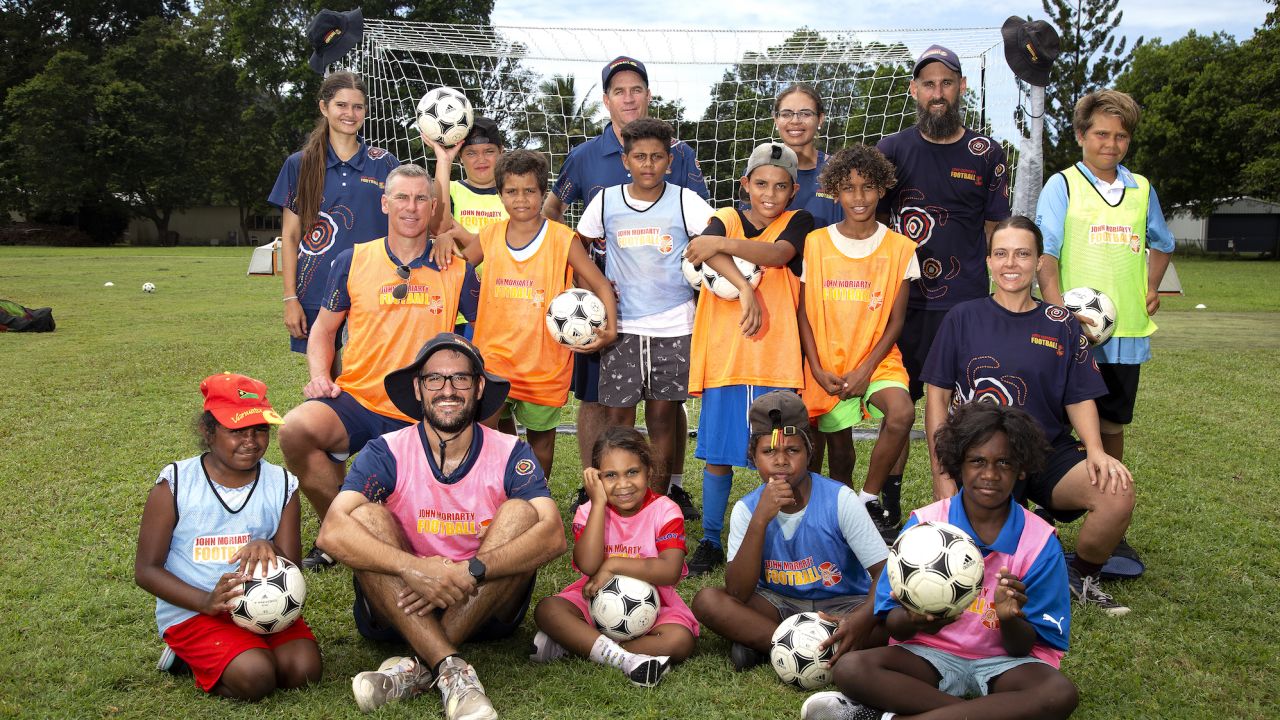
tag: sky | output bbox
[486,1,1270,136]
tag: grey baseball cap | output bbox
[743,141,799,183]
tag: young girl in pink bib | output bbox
[530,427,697,686]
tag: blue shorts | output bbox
[898,643,1049,697]
[571,351,601,403]
[289,306,346,354]
[695,385,793,468]
[308,391,410,459]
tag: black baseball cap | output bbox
[383,333,510,422]
[602,56,649,91]
[306,8,363,75]
[460,116,504,149]
[912,44,962,78]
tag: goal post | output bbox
[346,22,1027,208]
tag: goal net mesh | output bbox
[346,22,1027,212]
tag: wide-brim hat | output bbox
[307,8,363,75]
[1002,16,1061,87]
[383,333,510,422]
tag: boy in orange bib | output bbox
[798,146,918,540]
[434,149,617,476]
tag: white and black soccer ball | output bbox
[886,520,984,618]
[589,574,660,641]
[545,288,607,347]
[769,611,837,689]
[680,256,704,289]
[1061,286,1118,346]
[416,86,474,147]
[230,558,307,635]
[702,256,763,300]
[141,282,156,293]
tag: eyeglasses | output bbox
[392,264,411,300]
[776,109,818,121]
[417,372,478,391]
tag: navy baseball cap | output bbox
[912,45,962,78]
[460,117,504,149]
[602,56,649,91]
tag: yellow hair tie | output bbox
[770,428,779,449]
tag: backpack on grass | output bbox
[0,299,55,332]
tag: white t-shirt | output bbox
[577,185,715,336]
[801,223,921,283]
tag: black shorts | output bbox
[571,351,601,403]
[1017,441,1087,523]
[1095,363,1141,426]
[352,573,535,644]
[899,307,949,401]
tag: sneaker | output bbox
[1067,565,1131,616]
[156,646,190,676]
[864,499,898,542]
[686,539,725,576]
[621,654,671,687]
[302,545,336,572]
[568,485,590,516]
[729,642,764,672]
[881,478,902,528]
[667,484,702,521]
[529,630,567,663]
[1111,536,1142,562]
[800,691,887,720]
[435,656,497,720]
[351,656,433,713]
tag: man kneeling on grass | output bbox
[317,333,566,719]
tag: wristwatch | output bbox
[467,557,487,584]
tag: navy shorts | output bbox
[290,306,346,354]
[899,307,949,401]
[1095,362,1141,426]
[352,574,535,644]
[308,391,409,459]
[571,351,602,403]
[1017,441,1088,523]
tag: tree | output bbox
[518,74,601,158]
[1233,19,1280,202]
[1040,0,1142,172]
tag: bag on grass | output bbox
[0,298,55,332]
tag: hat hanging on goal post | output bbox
[307,8,364,75]
[1001,16,1061,87]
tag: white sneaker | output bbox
[800,691,887,720]
[351,656,432,713]
[529,631,567,663]
[435,656,497,720]
[620,654,671,687]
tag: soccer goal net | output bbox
[347,22,1027,209]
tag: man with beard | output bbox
[543,56,708,522]
[874,45,1011,530]
[318,333,565,719]
[279,165,479,571]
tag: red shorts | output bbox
[162,613,316,692]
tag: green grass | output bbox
[1,247,1278,718]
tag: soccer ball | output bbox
[589,575,660,641]
[545,288,607,347]
[701,256,763,300]
[769,612,838,689]
[230,558,307,635]
[886,521,984,618]
[680,256,704,288]
[416,86,474,147]
[1061,286,1118,346]
[141,282,156,293]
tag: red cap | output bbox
[200,373,284,429]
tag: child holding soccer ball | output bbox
[692,391,888,674]
[530,427,697,687]
[134,373,321,700]
[800,403,1076,720]
[798,145,918,540]
[431,149,617,476]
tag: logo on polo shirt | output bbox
[302,207,353,255]
[818,561,843,587]
[1030,333,1064,356]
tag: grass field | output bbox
[1,249,1277,719]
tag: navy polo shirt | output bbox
[552,122,709,209]
[269,138,400,309]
